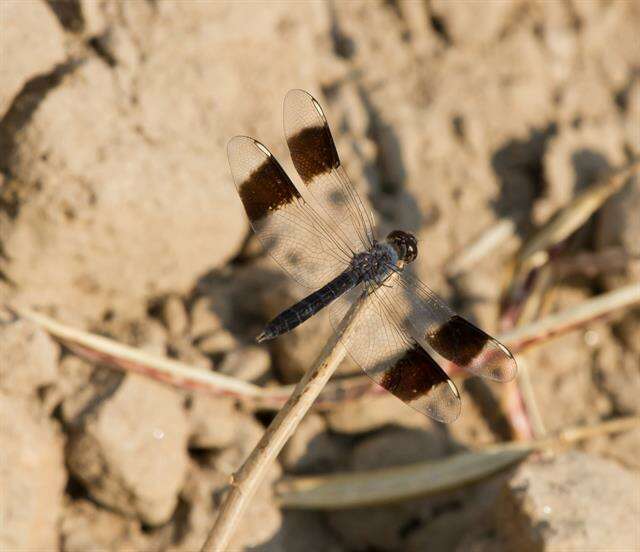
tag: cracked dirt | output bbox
[1,1,639,550]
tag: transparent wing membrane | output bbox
[284,89,376,253]
[328,280,461,423]
[227,136,352,289]
[394,271,517,382]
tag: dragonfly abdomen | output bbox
[257,270,361,342]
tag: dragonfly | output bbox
[227,89,516,422]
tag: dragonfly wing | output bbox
[283,89,376,254]
[228,136,354,289]
[328,279,461,423]
[392,270,517,382]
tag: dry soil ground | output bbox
[1,1,639,551]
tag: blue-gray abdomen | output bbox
[258,270,361,342]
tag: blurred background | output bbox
[1,1,638,550]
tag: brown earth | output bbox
[1,1,639,550]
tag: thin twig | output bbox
[501,264,553,440]
[11,281,640,410]
[515,356,547,438]
[551,247,638,279]
[499,281,640,439]
[502,162,638,322]
[516,161,639,267]
[200,294,368,552]
[553,416,640,445]
[497,283,640,352]
[11,305,269,399]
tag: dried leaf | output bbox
[275,417,640,509]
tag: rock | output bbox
[0,318,59,398]
[267,511,346,552]
[604,427,640,470]
[66,374,189,525]
[328,426,451,551]
[77,0,109,36]
[60,499,154,552]
[190,297,240,355]
[325,393,436,434]
[60,363,124,426]
[185,409,281,550]
[350,425,448,470]
[613,311,640,356]
[187,394,238,450]
[169,338,212,371]
[55,355,96,421]
[211,413,267,476]
[584,425,640,473]
[161,294,189,337]
[328,505,423,551]
[172,465,228,552]
[189,296,224,340]
[329,3,554,289]
[454,533,503,552]
[196,330,238,356]
[1,55,246,319]
[194,257,290,342]
[578,1,640,89]
[497,450,640,551]
[0,394,65,551]
[623,79,640,157]
[0,0,66,117]
[406,506,483,552]
[281,413,348,473]
[218,345,271,382]
[445,380,503,449]
[176,461,282,552]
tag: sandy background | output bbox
[1,0,639,550]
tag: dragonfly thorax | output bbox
[351,242,399,283]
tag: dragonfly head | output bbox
[386,230,418,264]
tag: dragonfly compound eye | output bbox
[387,230,418,263]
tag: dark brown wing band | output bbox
[426,315,491,366]
[380,344,451,402]
[287,124,340,183]
[238,151,301,222]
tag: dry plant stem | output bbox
[200,295,367,552]
[552,247,638,279]
[11,282,640,410]
[516,161,639,266]
[498,282,640,351]
[501,280,640,441]
[503,162,639,320]
[515,356,547,438]
[11,305,268,398]
[552,416,640,445]
[503,265,553,440]
[446,217,520,277]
